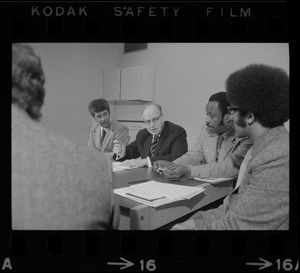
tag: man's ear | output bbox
[223,113,232,125]
[246,112,255,126]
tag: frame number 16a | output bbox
[276,259,299,271]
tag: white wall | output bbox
[29,43,289,148]
[29,43,119,146]
[116,43,289,147]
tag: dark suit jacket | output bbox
[117,121,188,164]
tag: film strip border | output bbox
[2,231,299,271]
[2,1,289,42]
[1,0,297,272]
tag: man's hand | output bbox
[113,140,125,158]
[152,160,172,174]
[163,163,189,180]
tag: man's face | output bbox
[143,107,164,136]
[205,101,227,135]
[94,109,111,129]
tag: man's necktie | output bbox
[150,135,159,156]
[234,147,253,190]
[100,129,106,145]
[216,135,224,161]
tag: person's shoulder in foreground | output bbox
[11,43,118,230]
[12,105,118,230]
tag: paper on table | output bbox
[112,162,136,172]
[126,190,166,202]
[193,176,237,184]
[114,180,205,207]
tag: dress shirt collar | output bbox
[100,126,108,133]
[152,134,160,141]
[218,126,234,140]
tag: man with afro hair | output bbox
[171,64,289,230]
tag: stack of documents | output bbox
[114,180,205,207]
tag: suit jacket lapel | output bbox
[203,134,218,163]
[101,120,116,151]
[144,134,152,156]
[154,123,168,155]
[101,129,112,152]
[93,125,102,150]
[154,137,164,156]
[219,136,235,161]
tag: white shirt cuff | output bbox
[147,157,152,168]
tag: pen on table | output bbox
[128,179,149,185]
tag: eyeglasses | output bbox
[144,114,162,126]
[227,106,241,115]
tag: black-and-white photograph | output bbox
[12,42,289,231]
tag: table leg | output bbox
[130,205,149,230]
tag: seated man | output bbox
[153,92,252,180]
[12,43,119,230]
[88,98,129,157]
[172,64,289,230]
[113,104,188,168]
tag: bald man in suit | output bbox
[113,104,188,168]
